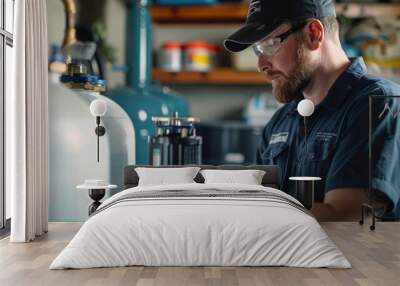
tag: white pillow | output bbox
[135,167,201,186]
[200,169,266,185]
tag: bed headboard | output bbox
[124,165,280,189]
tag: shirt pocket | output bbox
[306,135,336,181]
[262,143,289,165]
[308,138,336,161]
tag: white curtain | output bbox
[9,0,49,242]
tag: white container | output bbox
[48,73,136,222]
[159,41,182,72]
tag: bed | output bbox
[50,165,350,269]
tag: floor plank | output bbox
[0,222,399,286]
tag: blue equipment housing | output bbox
[107,0,190,164]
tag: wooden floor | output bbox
[0,222,399,286]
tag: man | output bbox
[224,0,400,221]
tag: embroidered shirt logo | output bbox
[315,132,337,142]
[248,0,261,17]
[269,132,289,144]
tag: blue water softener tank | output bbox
[150,83,190,118]
[107,0,189,164]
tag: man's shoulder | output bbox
[357,73,400,97]
[343,74,400,113]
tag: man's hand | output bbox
[311,188,368,221]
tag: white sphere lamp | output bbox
[89,99,107,162]
[297,99,315,168]
[294,99,320,210]
[90,99,107,117]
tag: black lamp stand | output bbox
[359,203,376,231]
[88,188,106,215]
[94,116,106,162]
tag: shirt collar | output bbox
[288,57,368,114]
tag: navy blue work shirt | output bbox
[256,57,400,217]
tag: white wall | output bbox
[46,0,65,47]
[104,0,126,88]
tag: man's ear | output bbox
[304,19,324,50]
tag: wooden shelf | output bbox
[151,2,400,85]
[151,4,247,23]
[336,3,400,18]
[151,3,400,23]
[152,68,270,85]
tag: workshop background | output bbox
[46,0,400,166]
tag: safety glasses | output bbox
[252,21,307,57]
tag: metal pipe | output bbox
[125,0,152,88]
[62,0,77,50]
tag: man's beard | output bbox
[272,39,316,103]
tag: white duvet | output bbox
[50,183,351,269]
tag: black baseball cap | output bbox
[224,0,336,52]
